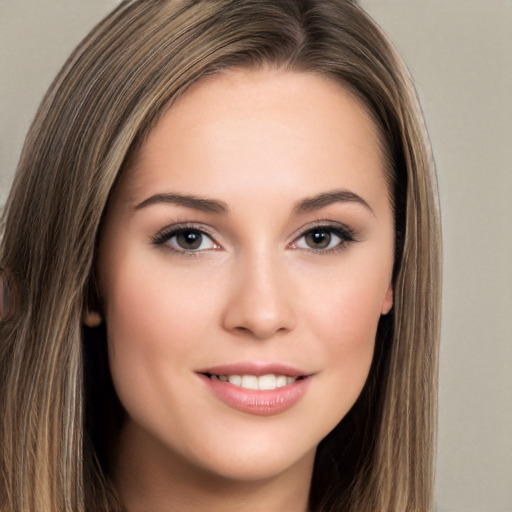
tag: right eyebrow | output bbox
[293,188,375,216]
[134,193,229,214]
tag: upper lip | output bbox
[197,361,311,378]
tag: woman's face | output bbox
[90,69,394,485]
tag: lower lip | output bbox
[199,375,311,416]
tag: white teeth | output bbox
[213,373,298,390]
[241,375,259,390]
[275,375,287,388]
[228,375,242,386]
[258,374,275,390]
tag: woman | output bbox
[0,1,442,511]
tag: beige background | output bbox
[1,2,511,511]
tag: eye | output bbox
[293,225,355,252]
[152,225,219,253]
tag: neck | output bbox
[113,421,315,512]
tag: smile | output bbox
[198,363,312,416]
[207,374,298,390]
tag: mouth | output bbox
[197,363,312,416]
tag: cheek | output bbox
[101,261,226,452]
[302,254,389,341]
[101,254,215,400]
[322,291,380,372]
[301,264,389,403]
[105,272,209,365]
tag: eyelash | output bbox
[150,222,357,255]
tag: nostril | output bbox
[231,324,289,341]
[234,326,251,334]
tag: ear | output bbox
[82,307,103,328]
[381,281,394,315]
[83,270,104,327]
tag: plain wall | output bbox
[1,2,511,511]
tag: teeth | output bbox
[241,375,258,390]
[276,375,287,387]
[213,373,298,390]
[258,374,275,390]
[228,375,241,386]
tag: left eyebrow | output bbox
[134,193,229,214]
[293,189,375,216]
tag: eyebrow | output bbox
[134,193,229,214]
[134,188,373,216]
[293,189,374,215]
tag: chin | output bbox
[192,446,317,484]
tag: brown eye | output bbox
[156,227,218,253]
[152,225,219,253]
[304,229,332,249]
[175,230,204,250]
[293,224,355,252]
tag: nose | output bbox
[221,253,297,340]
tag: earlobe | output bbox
[83,308,103,328]
[381,283,394,315]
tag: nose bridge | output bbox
[222,245,296,339]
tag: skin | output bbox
[86,69,395,512]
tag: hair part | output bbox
[0,1,441,511]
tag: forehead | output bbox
[118,69,390,209]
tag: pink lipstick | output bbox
[197,362,312,416]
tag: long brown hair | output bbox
[0,1,441,510]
